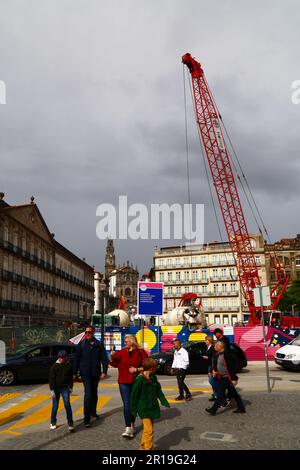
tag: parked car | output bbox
[275,336,300,371]
[0,343,76,386]
[151,340,247,375]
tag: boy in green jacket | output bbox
[130,357,170,450]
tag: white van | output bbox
[275,336,300,371]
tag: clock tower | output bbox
[105,239,116,278]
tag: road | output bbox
[0,362,299,450]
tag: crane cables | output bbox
[205,80,273,245]
[183,64,192,243]
[183,66,225,243]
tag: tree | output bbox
[278,279,300,313]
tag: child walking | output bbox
[130,358,170,450]
[49,350,74,431]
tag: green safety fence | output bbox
[0,326,77,353]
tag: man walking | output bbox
[171,339,192,401]
[214,328,231,352]
[74,325,108,427]
[205,340,246,415]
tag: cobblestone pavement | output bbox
[1,391,300,450]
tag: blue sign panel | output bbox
[138,281,164,316]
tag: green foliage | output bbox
[278,279,300,313]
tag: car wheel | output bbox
[164,362,175,376]
[0,368,17,386]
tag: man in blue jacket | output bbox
[74,325,108,427]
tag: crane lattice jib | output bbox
[182,52,264,325]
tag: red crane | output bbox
[182,53,288,326]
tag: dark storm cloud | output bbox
[0,0,299,273]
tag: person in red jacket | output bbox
[109,334,148,438]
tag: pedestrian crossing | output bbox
[0,384,211,438]
[0,391,112,437]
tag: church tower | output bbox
[105,239,116,278]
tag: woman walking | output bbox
[109,334,148,438]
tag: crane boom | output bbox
[182,52,288,326]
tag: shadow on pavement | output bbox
[31,405,125,450]
[155,426,194,450]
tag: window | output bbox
[214,315,221,324]
[159,272,164,282]
[230,283,236,292]
[185,286,189,293]
[176,286,181,295]
[27,347,51,359]
[159,259,164,268]
[221,268,226,279]
[175,258,180,267]
[203,299,208,308]
[168,287,172,295]
[200,256,206,265]
[192,256,197,266]
[167,272,172,282]
[167,258,172,268]
[213,268,218,278]
[222,283,227,293]
[213,284,218,294]
[184,257,189,266]
[255,256,261,265]
[201,270,207,281]
[192,270,198,281]
[176,271,181,281]
[231,315,238,326]
[184,271,189,281]
[296,258,300,267]
[223,315,229,325]
[202,285,207,294]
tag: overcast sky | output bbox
[0,0,299,274]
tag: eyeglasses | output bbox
[85,330,93,334]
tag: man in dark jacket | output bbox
[214,328,231,352]
[206,340,246,415]
[74,325,108,427]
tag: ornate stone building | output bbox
[265,234,300,289]
[104,239,139,308]
[0,193,94,326]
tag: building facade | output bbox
[0,194,94,326]
[265,234,300,290]
[154,234,267,326]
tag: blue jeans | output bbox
[51,388,73,425]
[119,383,135,427]
[208,374,220,398]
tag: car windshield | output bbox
[289,337,300,346]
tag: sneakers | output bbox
[50,424,57,430]
[122,426,134,439]
[175,396,184,401]
[185,395,192,401]
[208,397,216,402]
[220,398,232,408]
[68,424,74,432]
[205,407,216,416]
[84,422,91,428]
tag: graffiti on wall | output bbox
[234,326,300,361]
